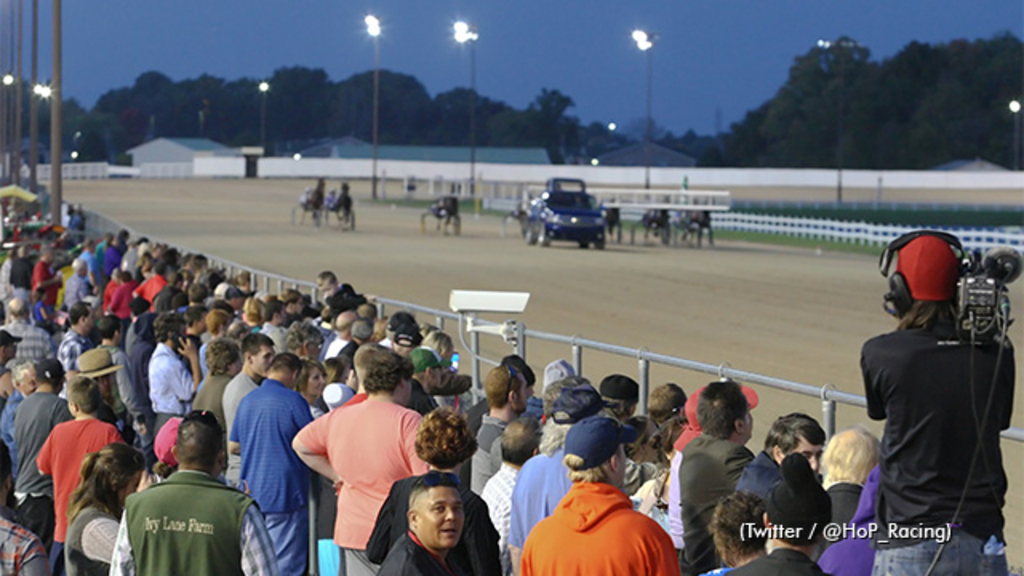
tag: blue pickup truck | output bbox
[525,178,606,250]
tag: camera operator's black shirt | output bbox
[861,320,1014,546]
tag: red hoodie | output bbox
[521,481,680,576]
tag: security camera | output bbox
[449,290,530,315]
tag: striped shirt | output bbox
[481,463,520,575]
[58,330,93,373]
[4,320,57,362]
[109,489,280,576]
[0,514,49,576]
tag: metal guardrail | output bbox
[82,207,1024,446]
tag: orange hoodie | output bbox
[521,481,680,576]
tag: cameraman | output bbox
[862,233,1014,575]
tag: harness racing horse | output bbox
[292,178,327,228]
[641,209,672,246]
[325,184,355,230]
[421,196,461,236]
[603,207,622,243]
[679,210,714,247]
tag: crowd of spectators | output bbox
[0,228,1012,576]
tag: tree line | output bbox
[28,33,1024,169]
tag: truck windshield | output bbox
[546,192,597,210]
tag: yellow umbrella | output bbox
[0,185,38,203]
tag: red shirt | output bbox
[36,418,124,543]
[31,260,59,306]
[108,280,139,319]
[135,275,167,306]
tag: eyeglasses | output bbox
[503,365,519,399]
[422,470,460,487]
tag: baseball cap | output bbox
[895,235,960,301]
[78,349,123,379]
[214,282,244,300]
[564,416,638,470]
[410,347,449,373]
[35,358,65,384]
[154,417,183,467]
[551,384,609,425]
[387,311,417,332]
[673,383,759,452]
[0,330,22,347]
[323,383,356,410]
[543,359,575,391]
[393,323,423,348]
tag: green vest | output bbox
[125,471,255,576]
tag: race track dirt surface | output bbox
[65,178,1024,562]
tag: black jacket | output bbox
[367,475,501,576]
[729,548,828,576]
[378,532,466,576]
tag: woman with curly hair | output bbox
[65,443,148,575]
[367,407,501,576]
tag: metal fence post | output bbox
[637,350,650,416]
[820,383,836,441]
[515,322,526,360]
[264,275,271,293]
[571,338,583,376]
[471,330,481,392]
[436,316,445,331]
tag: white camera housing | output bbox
[449,290,530,315]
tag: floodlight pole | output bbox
[28,0,37,192]
[50,0,61,225]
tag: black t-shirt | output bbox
[10,259,32,290]
[861,321,1015,544]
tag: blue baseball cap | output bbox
[564,416,638,470]
[551,384,608,424]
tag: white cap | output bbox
[323,383,356,410]
[544,359,575,392]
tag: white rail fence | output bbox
[712,213,1024,252]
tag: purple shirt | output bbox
[103,245,123,279]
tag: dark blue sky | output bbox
[34,0,1023,135]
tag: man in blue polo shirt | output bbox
[230,352,312,576]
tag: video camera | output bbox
[956,246,1020,344]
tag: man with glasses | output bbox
[472,365,532,493]
[111,410,279,576]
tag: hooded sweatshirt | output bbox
[817,466,880,576]
[521,481,680,576]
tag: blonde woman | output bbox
[822,425,879,527]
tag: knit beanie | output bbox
[766,453,831,544]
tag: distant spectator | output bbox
[221,332,274,485]
[649,383,687,426]
[407,347,448,417]
[1,360,38,479]
[37,376,124,573]
[134,262,168,306]
[148,313,201,433]
[521,416,679,575]
[507,379,598,571]
[706,491,767,573]
[57,302,94,376]
[368,407,500,576]
[105,271,139,321]
[678,381,757,576]
[736,412,825,500]
[323,310,356,360]
[481,417,542,575]
[64,443,147,576]
[376,474,465,576]
[4,298,55,361]
[231,353,312,576]
[260,300,288,352]
[293,345,428,576]
[0,441,49,576]
[822,425,879,528]
[14,359,72,550]
[472,364,532,493]
[294,358,327,419]
[9,247,35,305]
[62,259,91,312]
[817,467,880,576]
[598,374,639,422]
[728,454,830,576]
[390,322,422,358]
[192,338,242,432]
[198,308,232,379]
[285,320,325,360]
[110,410,279,575]
[31,247,61,308]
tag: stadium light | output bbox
[453,21,479,196]
[607,122,617,132]
[1,74,13,86]
[1011,100,1022,171]
[34,84,51,98]
[817,37,862,203]
[632,29,657,189]
[258,81,270,151]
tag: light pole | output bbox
[28,0,37,192]
[1,75,12,185]
[50,0,61,225]
[258,81,269,151]
[366,15,381,200]
[818,38,860,204]
[632,29,656,189]
[454,21,478,196]
[1010,100,1021,171]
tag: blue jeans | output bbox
[873,530,1008,576]
[265,507,309,576]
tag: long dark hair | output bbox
[67,443,145,524]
